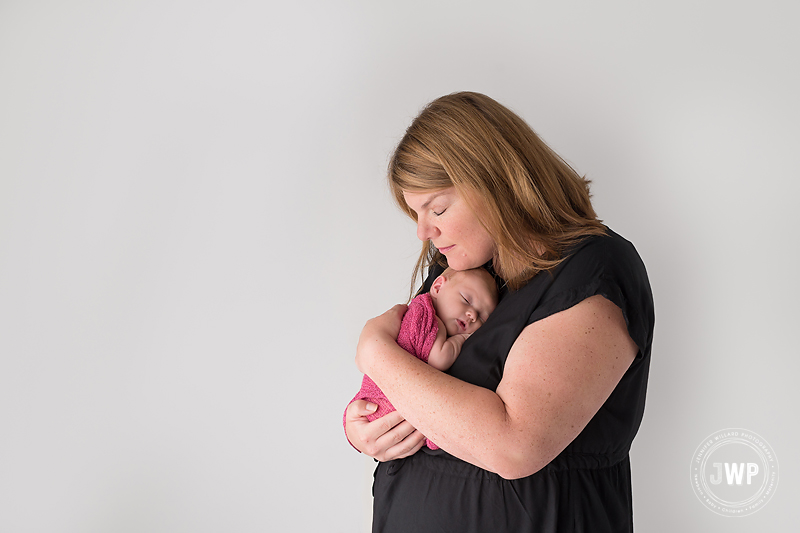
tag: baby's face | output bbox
[430,271,498,336]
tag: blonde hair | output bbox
[389,92,606,292]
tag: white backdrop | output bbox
[1,1,797,531]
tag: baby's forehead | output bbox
[452,270,497,297]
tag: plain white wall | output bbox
[1,1,797,531]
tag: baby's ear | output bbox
[430,274,447,296]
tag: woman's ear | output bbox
[430,274,446,297]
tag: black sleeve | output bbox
[527,231,655,358]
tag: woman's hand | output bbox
[355,304,408,375]
[344,400,426,461]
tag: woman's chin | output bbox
[444,256,476,271]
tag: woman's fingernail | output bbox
[366,403,378,412]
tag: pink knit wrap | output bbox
[344,293,440,450]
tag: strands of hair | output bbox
[388,92,605,294]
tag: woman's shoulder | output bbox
[567,226,639,260]
[556,227,649,284]
[539,226,654,351]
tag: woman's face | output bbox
[403,188,496,271]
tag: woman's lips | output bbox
[438,244,455,253]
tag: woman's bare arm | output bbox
[355,295,638,479]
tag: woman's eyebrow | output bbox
[420,191,449,210]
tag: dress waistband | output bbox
[406,448,629,479]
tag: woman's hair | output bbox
[388,91,606,292]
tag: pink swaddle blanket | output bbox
[344,293,441,450]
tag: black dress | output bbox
[371,228,654,533]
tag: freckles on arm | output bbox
[490,295,639,477]
[361,295,638,480]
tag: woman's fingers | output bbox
[363,409,404,438]
[383,427,427,460]
[345,402,425,461]
[366,304,408,339]
[346,401,402,446]
[359,412,407,457]
[386,303,408,317]
[368,420,425,461]
[347,399,379,418]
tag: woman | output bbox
[345,92,654,533]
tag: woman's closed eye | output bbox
[433,207,447,216]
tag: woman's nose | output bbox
[416,217,439,241]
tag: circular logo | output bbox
[690,428,779,517]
